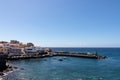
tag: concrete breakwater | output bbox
[7,52,107,60]
[53,52,106,59]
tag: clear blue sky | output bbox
[0,0,120,47]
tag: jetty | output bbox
[7,52,107,60]
[53,52,106,59]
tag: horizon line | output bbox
[42,46,120,48]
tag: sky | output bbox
[0,0,120,47]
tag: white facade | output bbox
[0,44,3,47]
[10,44,19,48]
[24,47,37,53]
[24,46,41,53]
[0,43,10,48]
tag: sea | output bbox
[2,48,120,80]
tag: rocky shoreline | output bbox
[0,54,19,80]
[0,64,21,80]
[0,54,8,72]
[0,65,15,75]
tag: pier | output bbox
[7,52,107,60]
[53,53,106,59]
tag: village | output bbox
[0,40,53,74]
[0,40,51,57]
[0,40,107,60]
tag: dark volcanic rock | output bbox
[0,72,3,75]
[0,54,8,72]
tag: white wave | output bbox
[3,71,13,77]
[0,78,3,80]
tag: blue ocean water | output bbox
[4,48,120,80]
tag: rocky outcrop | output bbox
[0,54,8,72]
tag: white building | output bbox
[0,43,10,48]
[5,43,22,56]
[24,46,42,53]
[0,42,10,54]
[24,46,37,53]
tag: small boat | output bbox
[58,59,63,61]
